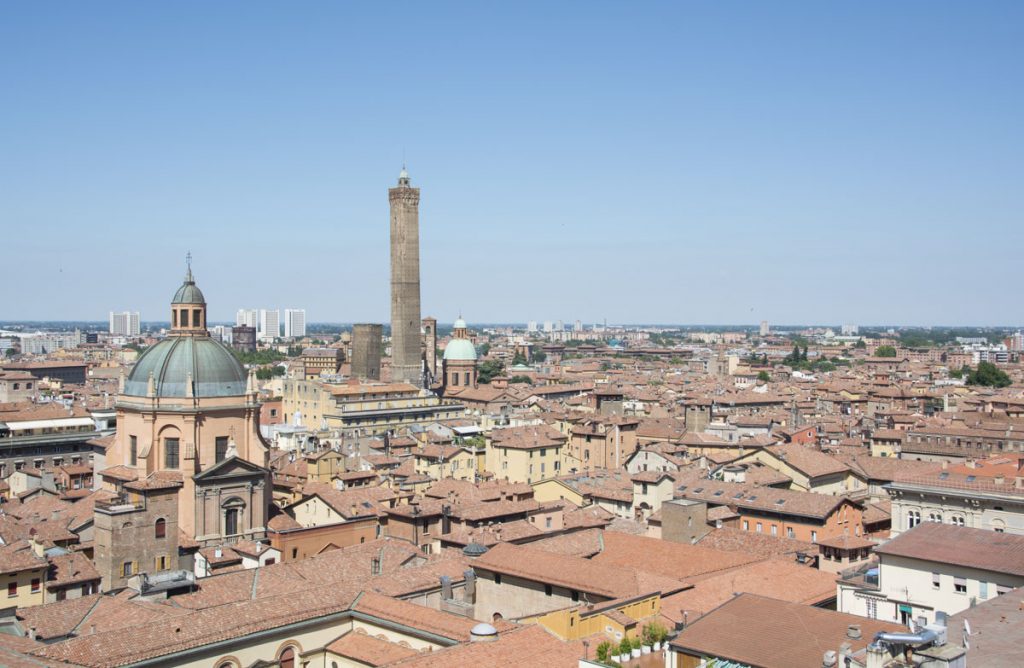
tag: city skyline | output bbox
[3,3,1022,325]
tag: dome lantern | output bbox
[170,253,207,336]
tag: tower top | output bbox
[398,165,410,187]
[185,251,193,283]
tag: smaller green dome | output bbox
[172,268,205,305]
[443,338,477,362]
[453,317,467,330]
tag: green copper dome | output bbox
[124,337,247,398]
[443,338,477,362]
[172,267,206,305]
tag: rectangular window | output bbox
[215,437,229,463]
[770,524,778,536]
[56,589,66,601]
[122,562,133,577]
[811,531,818,543]
[756,522,762,533]
[130,436,138,466]
[7,582,16,597]
[545,584,553,596]
[494,573,502,585]
[932,573,940,589]
[787,527,795,539]
[743,520,749,531]
[866,598,877,619]
[31,578,40,593]
[980,581,988,598]
[954,577,967,593]
[164,438,179,469]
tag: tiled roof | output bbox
[352,591,478,641]
[593,531,760,579]
[386,624,582,668]
[696,527,817,560]
[660,559,839,622]
[473,542,687,599]
[670,593,903,668]
[874,523,1024,576]
[0,540,46,575]
[676,479,857,520]
[947,586,1024,668]
[762,444,850,478]
[326,630,418,665]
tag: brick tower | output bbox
[389,167,422,385]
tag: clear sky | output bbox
[2,2,1021,326]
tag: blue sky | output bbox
[2,2,1021,326]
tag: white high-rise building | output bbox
[109,311,141,337]
[210,325,233,344]
[527,321,538,333]
[543,321,554,332]
[258,309,280,342]
[841,324,860,336]
[759,320,770,337]
[236,309,259,328]
[284,309,306,339]
[574,320,583,332]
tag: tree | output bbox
[875,345,897,358]
[966,361,1011,388]
[801,345,809,362]
[511,351,528,366]
[757,370,770,383]
[854,338,867,349]
[509,375,533,384]
[477,360,505,384]
[255,365,286,380]
[530,346,547,363]
[477,342,490,357]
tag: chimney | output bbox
[214,548,222,558]
[440,575,453,601]
[865,643,887,668]
[847,624,862,640]
[822,650,837,668]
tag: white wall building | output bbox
[837,523,1024,626]
[108,311,140,337]
[284,309,306,339]
[258,309,279,342]
[235,309,259,328]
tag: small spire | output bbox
[184,251,194,283]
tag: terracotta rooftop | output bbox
[593,531,761,579]
[473,542,688,600]
[326,630,418,665]
[670,593,903,668]
[874,523,1024,577]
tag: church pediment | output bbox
[193,455,270,482]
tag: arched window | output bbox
[155,518,166,539]
[278,646,295,668]
[907,510,921,528]
[222,497,246,537]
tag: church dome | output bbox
[124,337,247,398]
[172,269,205,305]
[453,317,467,330]
[443,338,477,362]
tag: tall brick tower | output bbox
[389,167,423,385]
